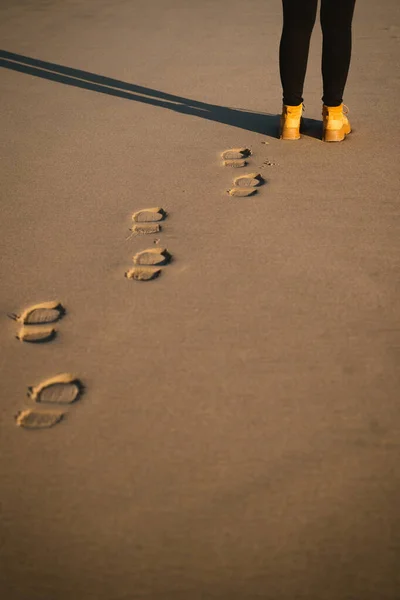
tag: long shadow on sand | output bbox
[0,49,321,138]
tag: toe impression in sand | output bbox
[132,208,166,223]
[227,188,258,197]
[10,301,65,325]
[16,409,65,429]
[28,374,83,404]
[125,267,161,281]
[133,248,171,266]
[233,173,264,188]
[16,326,56,343]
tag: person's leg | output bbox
[321,0,356,106]
[279,0,319,106]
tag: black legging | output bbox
[279,0,356,107]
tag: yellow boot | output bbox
[280,104,303,140]
[322,104,351,142]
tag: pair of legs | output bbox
[279,0,356,107]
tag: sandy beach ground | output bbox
[1,1,399,598]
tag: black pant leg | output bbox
[279,0,318,105]
[321,0,357,106]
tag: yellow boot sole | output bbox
[323,124,351,142]
[280,127,301,140]
[280,116,303,140]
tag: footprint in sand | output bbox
[227,172,265,197]
[233,173,264,188]
[16,326,56,344]
[16,373,84,429]
[125,248,172,280]
[130,207,167,235]
[133,247,171,266]
[221,148,251,168]
[10,301,66,343]
[228,187,258,197]
[10,304,80,429]
[125,267,162,281]
[132,207,167,223]
[223,159,247,168]
[221,149,265,197]
[28,373,83,404]
[131,223,162,235]
[10,301,65,325]
[15,409,64,429]
[126,208,171,280]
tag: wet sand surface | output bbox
[1,1,399,598]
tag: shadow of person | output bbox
[1,49,285,138]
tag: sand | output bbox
[1,0,400,598]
